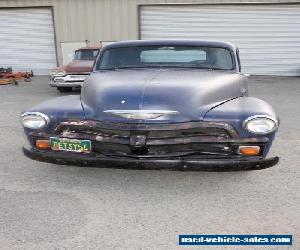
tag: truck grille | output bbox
[55,120,265,158]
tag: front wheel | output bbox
[57,87,72,92]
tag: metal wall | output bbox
[0,0,299,66]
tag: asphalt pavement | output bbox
[0,76,299,250]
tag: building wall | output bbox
[0,0,299,65]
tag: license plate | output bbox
[50,137,91,153]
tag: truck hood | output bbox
[81,69,244,123]
[63,60,94,73]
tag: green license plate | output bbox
[50,137,91,153]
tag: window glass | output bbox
[140,49,206,63]
[98,45,234,70]
[75,49,99,60]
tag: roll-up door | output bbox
[140,5,300,76]
[0,8,57,75]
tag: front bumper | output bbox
[49,75,88,87]
[23,146,279,171]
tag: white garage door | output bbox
[0,8,57,75]
[140,5,300,76]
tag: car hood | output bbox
[63,60,94,73]
[81,69,244,123]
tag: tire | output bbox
[57,87,72,92]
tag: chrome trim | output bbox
[104,110,179,114]
[20,112,50,128]
[103,110,179,119]
[243,115,279,135]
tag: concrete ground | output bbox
[0,76,299,250]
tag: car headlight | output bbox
[21,112,50,129]
[244,115,278,135]
[55,70,66,77]
[49,70,57,76]
[49,70,66,77]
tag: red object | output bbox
[50,47,102,74]
[0,70,33,81]
[0,71,33,78]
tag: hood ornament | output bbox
[103,110,179,119]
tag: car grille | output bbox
[55,121,265,158]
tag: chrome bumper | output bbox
[23,146,279,171]
[49,74,88,87]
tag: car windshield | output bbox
[74,49,99,60]
[97,45,234,70]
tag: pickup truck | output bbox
[49,46,101,92]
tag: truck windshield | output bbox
[74,49,99,60]
[97,45,234,70]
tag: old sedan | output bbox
[21,40,279,170]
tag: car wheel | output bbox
[57,87,72,92]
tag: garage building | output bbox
[0,0,299,76]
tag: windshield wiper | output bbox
[100,66,228,70]
[100,66,150,70]
[207,67,227,71]
[167,64,227,70]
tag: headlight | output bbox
[21,112,50,129]
[55,70,66,77]
[49,70,66,77]
[49,70,57,76]
[244,115,278,134]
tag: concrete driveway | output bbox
[0,76,299,250]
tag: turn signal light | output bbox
[36,140,51,150]
[238,146,260,156]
